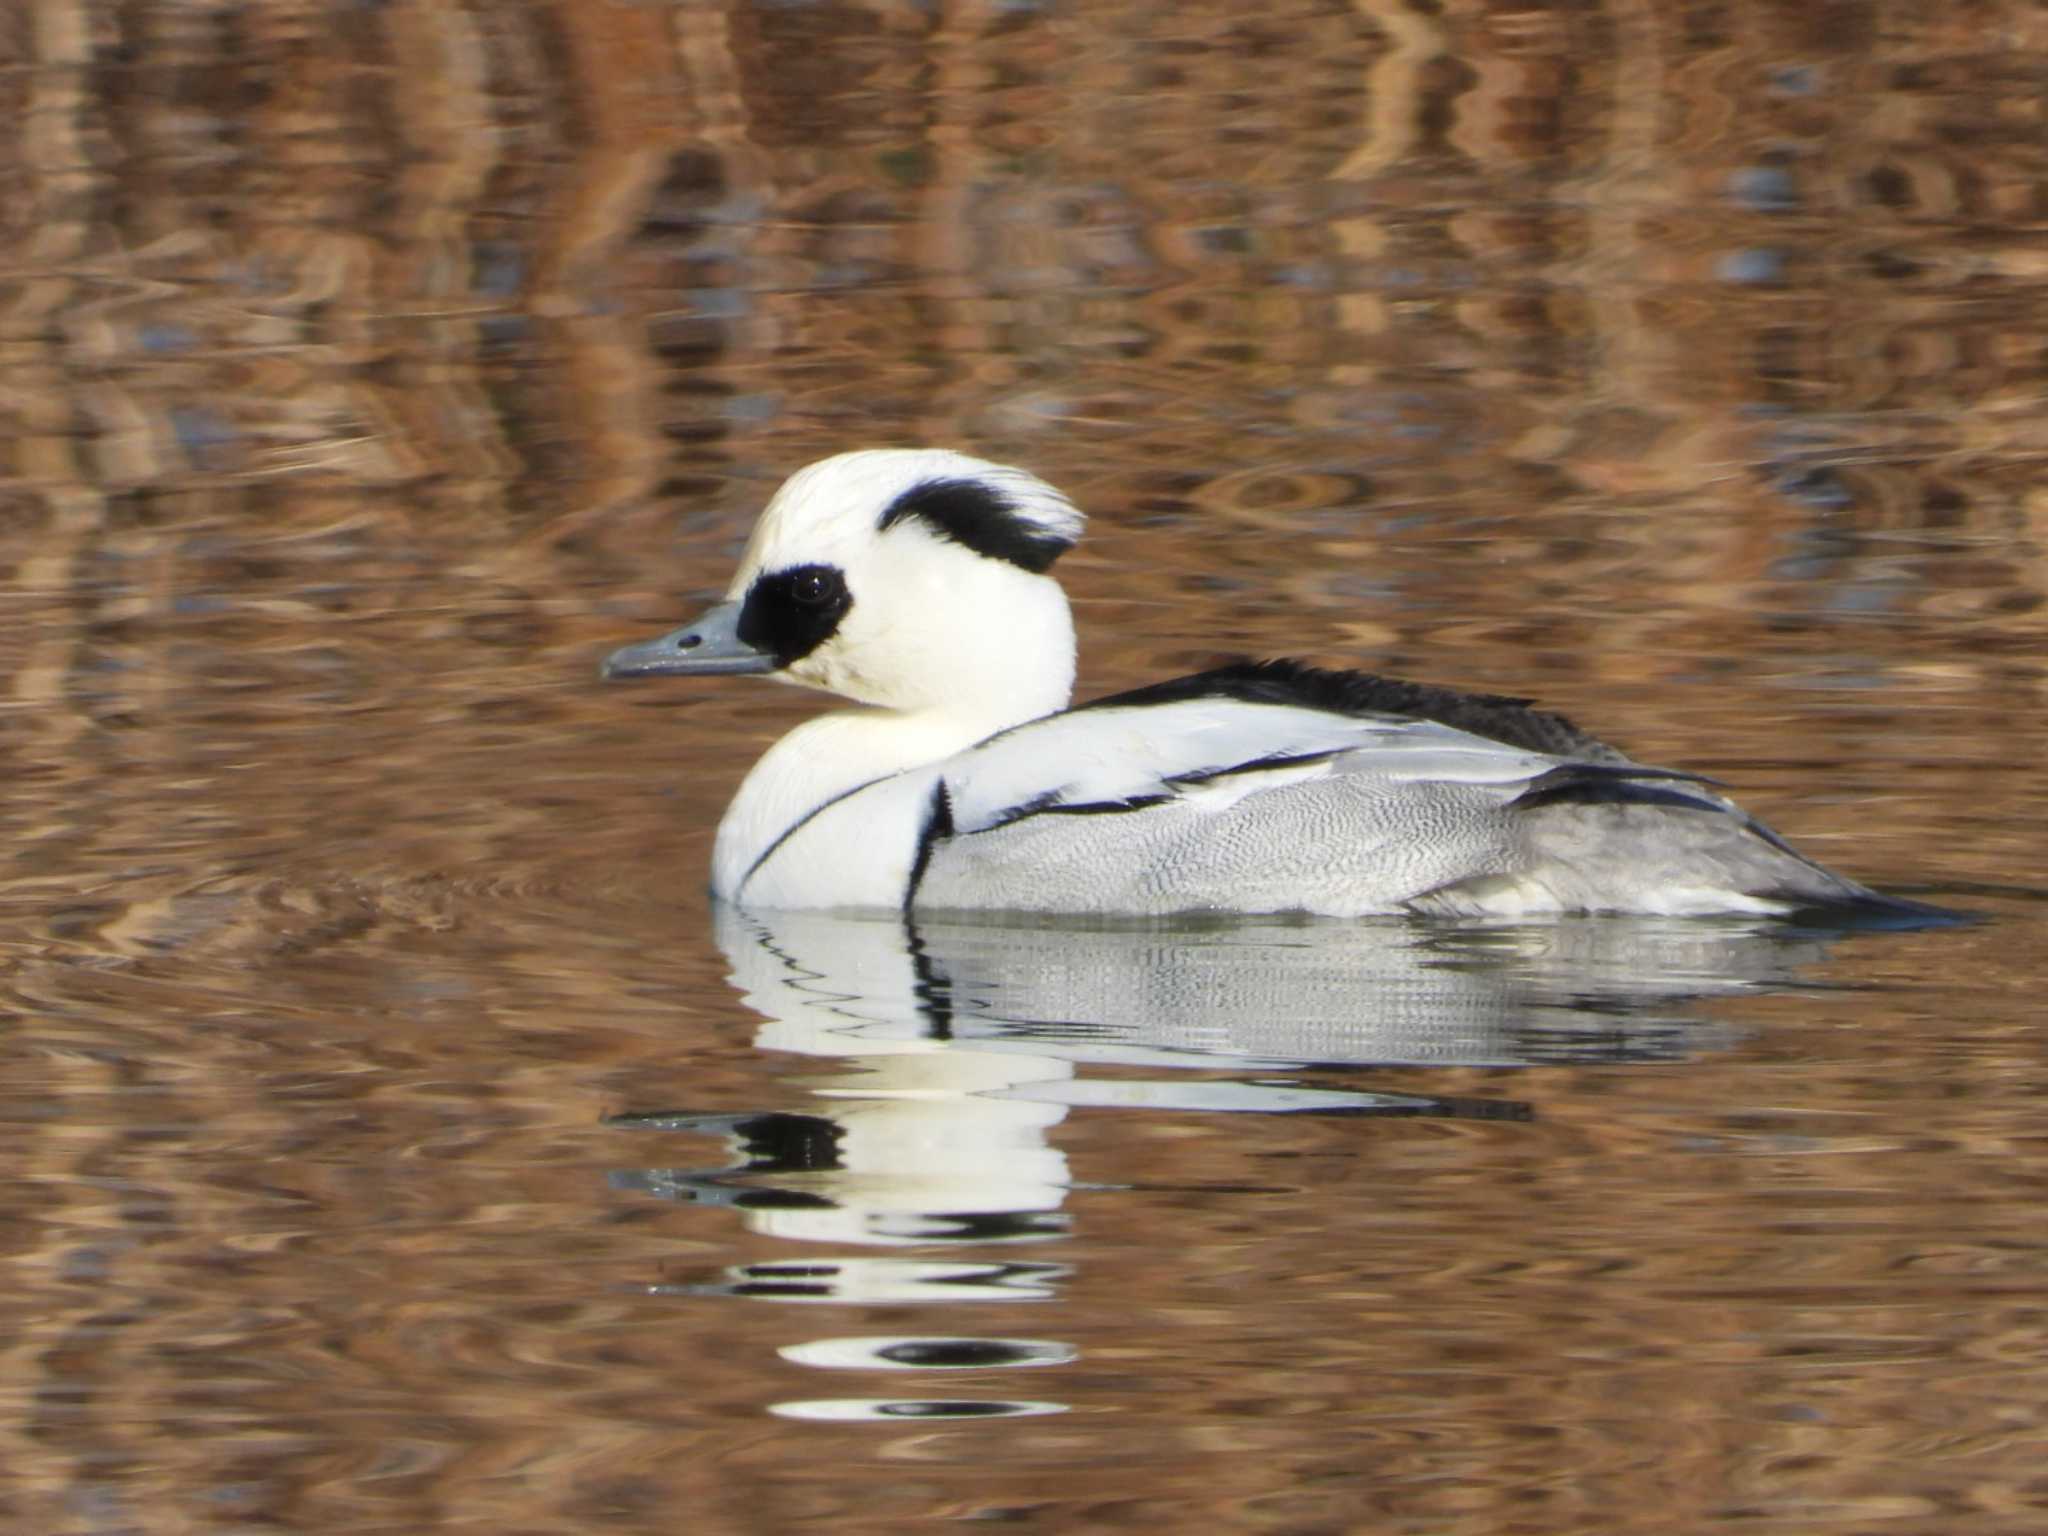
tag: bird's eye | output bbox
[789,569,841,608]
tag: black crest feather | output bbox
[877,477,1073,573]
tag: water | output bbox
[5,3,2048,1531]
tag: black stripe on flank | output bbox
[877,477,1074,573]
[1509,763,1721,812]
[983,790,1061,830]
[1081,659,1629,761]
[1165,749,1344,787]
[1047,795,1176,814]
[981,791,1175,832]
[963,750,1339,839]
[1515,782,1724,815]
[904,779,955,912]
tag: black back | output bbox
[1078,659,1629,762]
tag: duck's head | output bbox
[602,449,1085,721]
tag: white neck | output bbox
[712,676,1073,906]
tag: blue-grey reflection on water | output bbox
[612,905,1865,1419]
[779,1336,1078,1371]
[770,1398,1069,1423]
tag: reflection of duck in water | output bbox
[619,919,1852,1424]
[604,449,1933,920]
[709,905,1826,1075]
[613,905,1843,1280]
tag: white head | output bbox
[605,449,1085,728]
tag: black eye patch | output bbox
[736,564,852,666]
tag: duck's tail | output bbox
[1417,764,1959,925]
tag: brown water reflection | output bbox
[5,2,2048,1532]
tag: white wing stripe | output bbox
[943,698,1582,837]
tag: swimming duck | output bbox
[602,449,1908,919]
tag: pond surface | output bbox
[4,3,2047,1532]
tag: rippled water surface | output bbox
[5,4,2048,1532]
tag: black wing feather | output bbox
[1079,659,1628,762]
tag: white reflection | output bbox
[721,905,1828,1074]
[778,1336,1077,1370]
[617,907,1845,1278]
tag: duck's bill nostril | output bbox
[600,601,775,679]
